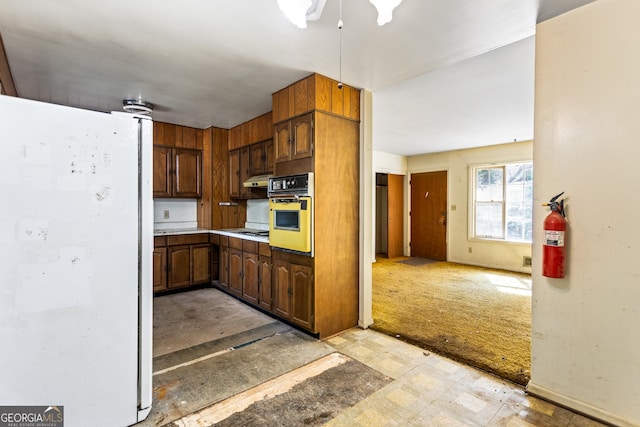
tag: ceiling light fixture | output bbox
[337,0,343,89]
[277,0,327,29]
[369,0,403,26]
[277,0,401,28]
[122,99,154,115]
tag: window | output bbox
[471,162,533,243]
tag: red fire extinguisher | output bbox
[542,192,567,278]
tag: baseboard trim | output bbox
[526,381,636,427]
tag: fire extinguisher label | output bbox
[544,230,565,247]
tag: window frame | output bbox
[469,161,533,244]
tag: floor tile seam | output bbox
[152,321,287,369]
[153,326,296,377]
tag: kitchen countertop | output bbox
[154,228,269,244]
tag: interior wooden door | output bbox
[410,171,447,261]
[387,174,404,258]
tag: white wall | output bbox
[408,141,533,273]
[153,199,197,230]
[529,0,640,425]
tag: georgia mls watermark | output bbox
[0,406,63,427]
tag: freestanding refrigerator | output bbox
[0,95,153,426]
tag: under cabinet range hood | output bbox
[243,174,272,188]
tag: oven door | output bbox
[269,196,312,254]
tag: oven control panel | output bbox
[268,173,314,197]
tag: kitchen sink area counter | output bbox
[154,228,269,244]
[154,228,213,236]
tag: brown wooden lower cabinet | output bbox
[242,252,259,305]
[153,247,167,292]
[258,255,272,311]
[228,248,243,297]
[273,260,292,319]
[191,244,211,284]
[168,245,191,288]
[153,234,212,293]
[290,263,313,330]
[218,238,229,289]
[212,236,314,333]
[273,257,313,330]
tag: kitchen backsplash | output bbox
[154,199,198,230]
[246,199,269,230]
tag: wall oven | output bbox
[268,173,314,255]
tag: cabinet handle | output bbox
[287,287,293,297]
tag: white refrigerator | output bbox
[0,95,153,426]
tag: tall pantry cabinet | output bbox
[271,73,361,339]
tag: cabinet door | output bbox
[274,122,291,164]
[291,264,313,330]
[218,244,229,289]
[273,260,291,319]
[191,244,211,284]
[228,248,243,297]
[264,138,274,174]
[174,148,202,198]
[210,244,219,281]
[239,146,251,199]
[258,256,272,311]
[249,141,265,176]
[242,252,259,305]
[153,247,167,292]
[168,245,191,288]
[229,148,241,199]
[153,146,172,198]
[291,113,313,160]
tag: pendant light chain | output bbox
[338,0,344,89]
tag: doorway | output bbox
[410,171,447,261]
[375,173,404,258]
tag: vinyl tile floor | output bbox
[323,328,606,427]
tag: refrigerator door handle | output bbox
[137,116,153,419]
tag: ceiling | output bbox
[0,0,596,156]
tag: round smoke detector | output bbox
[122,99,154,115]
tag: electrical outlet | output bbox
[523,256,532,267]
[451,205,457,211]
[468,247,472,253]
[163,210,170,219]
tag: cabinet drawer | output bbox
[209,234,219,245]
[259,243,271,257]
[229,237,243,250]
[220,235,229,247]
[242,240,258,254]
[167,234,209,246]
[154,236,167,247]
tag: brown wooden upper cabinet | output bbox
[274,113,313,164]
[272,73,360,124]
[229,146,251,199]
[229,112,273,150]
[153,146,202,198]
[153,122,203,199]
[249,139,274,176]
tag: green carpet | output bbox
[372,257,531,385]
